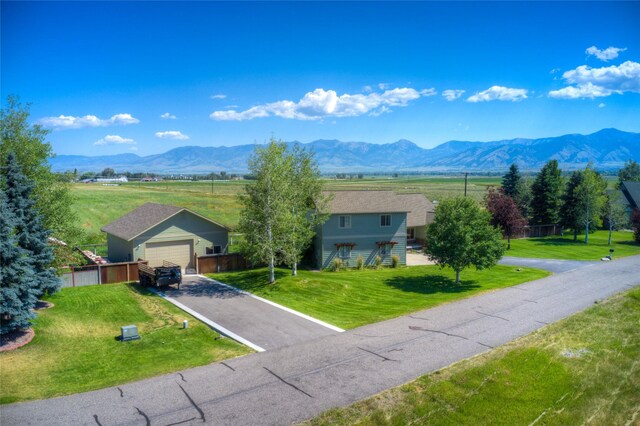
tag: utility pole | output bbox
[464,172,468,197]
[211,173,214,194]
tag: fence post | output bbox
[71,266,76,288]
[98,264,102,285]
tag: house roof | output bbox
[621,181,640,209]
[101,202,229,241]
[323,191,410,214]
[397,193,436,227]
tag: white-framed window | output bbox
[380,214,391,227]
[339,215,351,229]
[339,245,352,259]
[380,243,393,256]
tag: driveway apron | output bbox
[163,275,337,351]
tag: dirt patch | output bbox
[0,328,35,352]
[34,301,54,310]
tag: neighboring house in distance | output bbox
[101,203,229,272]
[620,181,640,219]
[313,191,434,269]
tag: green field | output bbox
[0,284,251,404]
[210,265,549,329]
[507,230,640,260]
[306,286,640,426]
[71,176,500,246]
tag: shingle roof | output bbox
[621,181,640,209]
[322,191,434,223]
[397,193,436,227]
[101,203,228,241]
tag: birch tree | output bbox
[575,165,607,244]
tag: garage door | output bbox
[145,240,194,272]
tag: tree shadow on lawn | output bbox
[384,274,480,295]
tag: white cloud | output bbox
[442,89,465,101]
[378,83,391,90]
[160,112,176,119]
[210,94,227,99]
[466,86,528,103]
[585,45,627,62]
[130,146,139,151]
[94,135,135,146]
[210,87,434,121]
[598,103,606,108]
[155,130,189,140]
[549,61,640,99]
[39,113,140,130]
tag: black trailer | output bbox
[138,261,182,289]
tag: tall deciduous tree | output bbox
[425,197,505,283]
[485,187,527,249]
[617,160,640,188]
[576,165,607,244]
[531,160,563,225]
[559,170,585,241]
[501,164,521,198]
[0,96,82,261]
[603,191,629,245]
[0,182,37,334]
[4,153,61,298]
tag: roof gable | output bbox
[621,181,640,208]
[397,193,436,227]
[101,202,228,241]
[323,191,410,214]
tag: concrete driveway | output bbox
[4,255,638,426]
[161,275,340,351]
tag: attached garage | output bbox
[102,203,230,273]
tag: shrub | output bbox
[373,255,382,269]
[356,256,365,270]
[391,255,400,268]
[330,258,344,272]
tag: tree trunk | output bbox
[455,270,460,284]
[507,234,511,250]
[573,228,577,241]
[269,254,275,284]
[608,223,613,246]
[292,261,297,276]
[584,205,589,244]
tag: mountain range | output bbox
[49,128,640,174]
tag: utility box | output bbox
[121,325,140,341]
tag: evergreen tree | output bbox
[501,164,521,198]
[530,160,563,225]
[617,160,640,188]
[559,170,584,241]
[4,152,61,298]
[513,178,532,220]
[0,187,36,334]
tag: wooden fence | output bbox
[196,253,248,274]
[512,224,562,239]
[61,260,148,288]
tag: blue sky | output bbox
[2,1,639,156]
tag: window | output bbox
[380,244,392,256]
[380,214,391,227]
[407,228,415,240]
[206,245,223,255]
[339,215,351,229]
[339,245,352,259]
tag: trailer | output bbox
[138,261,182,289]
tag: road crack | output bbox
[178,383,205,422]
[221,362,236,371]
[357,347,398,362]
[263,367,313,398]
[135,407,151,426]
[475,310,509,321]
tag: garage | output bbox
[102,202,230,273]
[145,240,194,271]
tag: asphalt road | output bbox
[162,275,338,351]
[499,256,598,273]
[3,255,639,426]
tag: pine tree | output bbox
[501,164,521,198]
[0,187,36,334]
[530,160,563,225]
[4,152,60,298]
[559,170,584,241]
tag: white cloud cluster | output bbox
[210,94,227,99]
[39,113,139,129]
[94,135,135,146]
[549,61,640,99]
[442,89,465,101]
[210,87,436,121]
[160,112,176,119]
[155,130,189,140]
[586,45,626,62]
[466,86,528,103]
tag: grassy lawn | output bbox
[306,286,640,426]
[0,284,251,404]
[210,265,549,329]
[508,230,640,261]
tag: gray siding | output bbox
[107,234,134,263]
[132,211,229,261]
[317,212,406,269]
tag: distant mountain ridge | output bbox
[49,128,640,173]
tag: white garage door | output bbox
[145,240,194,272]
